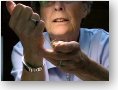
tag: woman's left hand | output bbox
[44,41,89,74]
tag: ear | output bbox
[81,4,89,19]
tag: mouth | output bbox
[53,18,69,23]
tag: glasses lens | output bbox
[40,1,49,6]
[40,1,75,7]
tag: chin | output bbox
[52,27,71,35]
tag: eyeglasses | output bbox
[40,1,75,7]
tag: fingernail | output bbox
[6,1,11,7]
[40,20,45,23]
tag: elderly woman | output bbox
[6,1,109,81]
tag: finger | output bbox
[9,4,24,32]
[42,49,76,73]
[34,19,45,34]
[29,13,40,30]
[58,60,76,72]
[18,13,40,39]
[43,48,75,60]
[45,56,77,73]
[6,1,16,15]
[18,6,33,24]
[31,13,40,22]
[52,41,80,53]
[31,13,45,33]
[14,6,33,34]
[44,56,60,67]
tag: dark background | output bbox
[1,1,109,81]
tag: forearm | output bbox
[85,59,109,80]
[75,52,109,81]
[21,67,45,81]
[21,52,45,81]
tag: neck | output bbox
[49,30,80,42]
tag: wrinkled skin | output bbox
[6,1,109,80]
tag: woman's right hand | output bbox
[6,1,45,65]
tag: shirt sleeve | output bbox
[11,42,23,81]
[89,29,109,70]
[99,30,109,70]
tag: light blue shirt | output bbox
[11,28,109,81]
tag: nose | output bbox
[54,1,64,11]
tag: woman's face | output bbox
[40,1,87,36]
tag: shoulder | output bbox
[80,28,109,67]
[80,28,109,36]
[80,28,109,42]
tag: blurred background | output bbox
[1,1,109,81]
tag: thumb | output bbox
[52,41,80,53]
[6,1,16,15]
